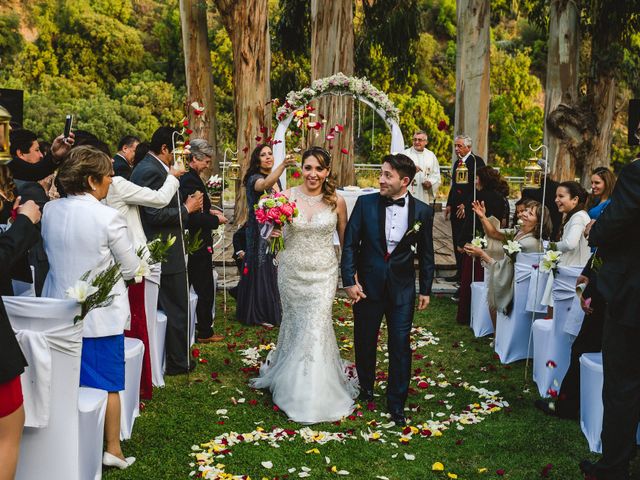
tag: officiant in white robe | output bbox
[403,131,441,204]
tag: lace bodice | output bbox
[279,188,338,268]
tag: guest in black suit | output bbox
[341,153,435,426]
[130,127,203,375]
[8,129,74,182]
[521,161,562,241]
[113,135,140,180]
[228,224,246,300]
[580,158,640,480]
[0,200,41,480]
[446,134,485,282]
[179,139,228,343]
[8,129,54,295]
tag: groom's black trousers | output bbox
[353,292,414,414]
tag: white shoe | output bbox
[103,451,136,469]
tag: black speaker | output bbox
[629,99,640,146]
[0,88,24,128]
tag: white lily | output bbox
[65,280,98,303]
[134,258,151,283]
[503,240,522,256]
[471,236,488,249]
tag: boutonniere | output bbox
[405,220,422,237]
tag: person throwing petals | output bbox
[341,153,435,427]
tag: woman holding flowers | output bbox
[465,200,551,327]
[236,144,296,326]
[455,166,510,325]
[250,146,357,424]
[42,146,141,470]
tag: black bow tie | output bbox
[384,197,406,207]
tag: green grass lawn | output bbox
[103,294,613,480]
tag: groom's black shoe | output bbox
[358,389,374,402]
[389,412,406,427]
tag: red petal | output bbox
[341,148,349,154]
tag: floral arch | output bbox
[271,73,405,188]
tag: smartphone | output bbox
[64,114,73,139]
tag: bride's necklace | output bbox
[297,187,323,206]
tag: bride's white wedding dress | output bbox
[249,187,358,424]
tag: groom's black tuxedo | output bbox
[341,192,435,416]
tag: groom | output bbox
[341,153,435,426]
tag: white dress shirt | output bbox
[385,193,409,254]
[556,210,591,267]
[42,194,140,338]
[404,147,441,203]
[106,175,179,250]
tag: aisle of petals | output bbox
[188,300,509,479]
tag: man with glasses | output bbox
[445,134,485,285]
[403,131,441,205]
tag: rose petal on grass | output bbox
[261,461,273,469]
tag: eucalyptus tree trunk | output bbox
[310,0,355,186]
[546,3,619,186]
[544,0,579,182]
[454,0,490,161]
[180,0,218,176]
[214,0,271,222]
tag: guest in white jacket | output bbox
[42,146,141,470]
[105,142,185,400]
[555,181,591,267]
[403,130,441,204]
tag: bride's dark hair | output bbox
[301,146,338,210]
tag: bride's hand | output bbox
[269,228,282,239]
[344,282,366,303]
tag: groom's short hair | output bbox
[383,153,417,182]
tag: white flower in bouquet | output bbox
[66,280,98,303]
[471,236,488,249]
[134,258,151,283]
[540,250,562,273]
[503,240,522,256]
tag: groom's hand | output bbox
[345,284,367,303]
[417,295,430,311]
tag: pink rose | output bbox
[255,209,267,224]
[280,203,294,218]
[267,208,281,222]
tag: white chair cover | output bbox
[190,286,198,346]
[526,266,549,314]
[531,318,552,387]
[4,296,83,480]
[494,253,544,363]
[532,266,582,397]
[154,310,168,385]
[144,271,165,387]
[12,266,36,297]
[78,387,108,480]
[120,337,144,440]
[579,352,640,453]
[471,281,493,338]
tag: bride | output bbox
[249,146,358,423]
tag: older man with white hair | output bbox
[445,134,485,286]
[403,130,441,204]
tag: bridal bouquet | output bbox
[66,262,123,323]
[254,191,299,255]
